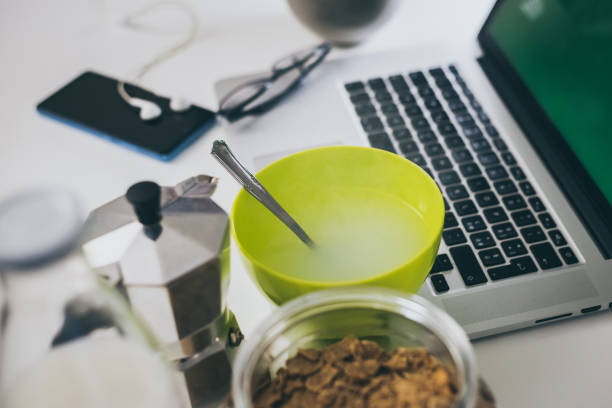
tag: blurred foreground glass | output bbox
[0,190,185,407]
[217,43,331,122]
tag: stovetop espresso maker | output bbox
[81,175,242,407]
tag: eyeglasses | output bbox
[217,43,332,122]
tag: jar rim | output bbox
[232,287,478,407]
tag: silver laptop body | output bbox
[214,11,612,340]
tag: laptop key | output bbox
[488,256,537,280]
[375,91,392,102]
[503,194,527,211]
[478,151,500,166]
[530,242,562,269]
[361,116,384,133]
[423,97,442,111]
[447,185,469,201]
[418,86,435,98]
[430,274,449,293]
[422,167,434,179]
[520,225,546,243]
[510,166,526,180]
[368,78,387,90]
[418,84,436,98]
[493,138,508,151]
[368,132,395,153]
[432,156,452,171]
[441,88,458,100]
[406,153,426,167]
[438,122,457,136]
[512,209,536,226]
[494,179,517,195]
[392,128,412,141]
[448,64,458,75]
[475,191,499,208]
[501,239,528,257]
[559,247,578,265]
[436,78,452,89]
[444,212,458,228]
[409,71,427,85]
[386,115,405,128]
[451,149,473,163]
[444,197,450,211]
[389,75,409,91]
[443,228,467,246]
[345,81,365,92]
[411,116,430,130]
[538,212,556,229]
[456,112,473,125]
[479,248,505,267]
[450,245,488,286]
[518,181,535,196]
[483,206,508,223]
[459,162,481,177]
[404,103,423,117]
[549,230,567,246]
[431,254,453,273]
[439,170,460,186]
[471,231,496,249]
[429,67,445,77]
[448,99,466,112]
[529,196,546,212]
[417,130,437,144]
[470,138,491,152]
[477,110,490,124]
[501,152,516,165]
[417,84,435,98]
[454,199,478,216]
[492,222,517,240]
[486,165,509,180]
[444,135,465,150]
[485,125,499,137]
[399,93,416,105]
[462,215,486,232]
[467,176,489,192]
[351,93,370,104]
[355,103,376,117]
[399,141,419,154]
[512,255,538,274]
[463,127,483,140]
[380,103,399,115]
[425,143,444,157]
[431,110,449,124]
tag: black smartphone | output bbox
[37,71,216,161]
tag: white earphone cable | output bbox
[117,1,199,109]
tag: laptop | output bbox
[215,0,612,339]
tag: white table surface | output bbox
[2,0,611,406]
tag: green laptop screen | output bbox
[488,0,612,204]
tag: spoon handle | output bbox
[211,140,315,247]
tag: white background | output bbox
[1,0,611,406]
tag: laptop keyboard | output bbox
[343,65,581,294]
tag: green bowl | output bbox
[231,146,444,304]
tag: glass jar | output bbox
[232,287,478,407]
[0,189,186,407]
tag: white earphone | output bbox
[117,82,192,121]
[129,97,163,121]
[117,1,198,121]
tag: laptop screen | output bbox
[487,0,612,204]
[479,0,612,257]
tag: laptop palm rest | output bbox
[442,270,598,327]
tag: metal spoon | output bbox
[211,140,315,248]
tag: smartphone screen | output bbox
[37,71,216,161]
